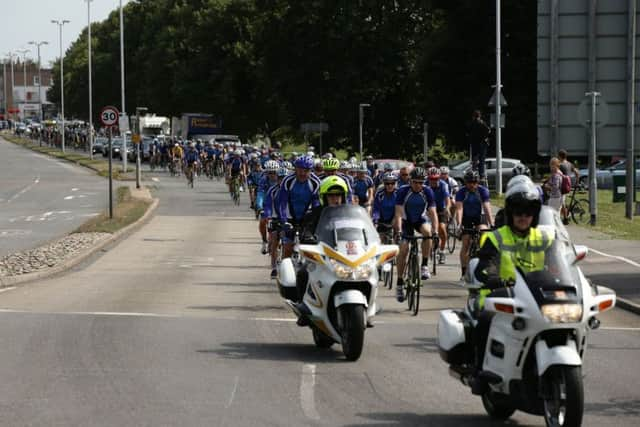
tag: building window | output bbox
[33,76,40,86]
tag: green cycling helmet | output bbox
[322,157,341,171]
[319,176,348,206]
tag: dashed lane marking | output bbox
[588,248,640,269]
[300,364,320,420]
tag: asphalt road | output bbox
[0,167,638,426]
[0,137,108,257]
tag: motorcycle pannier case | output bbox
[437,310,472,365]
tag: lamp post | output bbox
[28,41,48,144]
[5,52,16,126]
[495,0,503,194]
[119,0,128,173]
[2,59,7,121]
[135,107,148,189]
[358,103,370,161]
[86,0,94,159]
[52,19,70,153]
[16,49,28,121]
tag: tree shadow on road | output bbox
[198,342,345,363]
[342,412,537,427]
[585,398,640,417]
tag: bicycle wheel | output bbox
[447,220,457,254]
[405,256,415,311]
[412,256,421,316]
[431,239,438,276]
[233,180,241,205]
[571,199,591,225]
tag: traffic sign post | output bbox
[100,106,119,219]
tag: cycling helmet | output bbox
[357,161,368,173]
[314,159,323,168]
[382,172,398,183]
[233,149,242,156]
[282,161,294,170]
[340,161,351,170]
[294,155,314,170]
[512,163,530,177]
[322,153,333,159]
[506,175,533,191]
[319,176,348,206]
[410,167,425,181]
[439,166,450,175]
[463,169,480,183]
[249,152,258,160]
[307,151,315,158]
[382,162,393,171]
[427,167,440,180]
[504,181,542,228]
[323,158,340,171]
[264,160,279,172]
[277,167,289,177]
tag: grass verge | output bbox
[1,133,134,179]
[75,187,151,234]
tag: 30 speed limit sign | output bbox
[100,106,120,127]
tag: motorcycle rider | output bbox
[470,180,554,394]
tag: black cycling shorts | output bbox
[461,216,485,235]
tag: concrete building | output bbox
[0,59,52,122]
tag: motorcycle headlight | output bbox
[354,261,375,280]
[329,259,353,279]
[541,304,583,323]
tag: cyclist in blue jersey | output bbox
[263,167,288,278]
[398,166,411,187]
[278,155,321,258]
[426,167,451,264]
[372,172,398,242]
[455,169,493,280]
[184,142,200,184]
[393,167,439,302]
[320,158,355,203]
[373,163,394,188]
[257,160,280,254]
[226,149,246,197]
[353,162,375,214]
[247,153,263,209]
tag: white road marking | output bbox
[64,196,75,200]
[0,287,16,293]
[300,364,320,420]
[601,327,640,331]
[588,247,640,269]
[225,376,239,409]
[0,309,177,318]
[71,188,79,191]
[151,177,160,182]
[7,176,40,203]
[250,317,296,322]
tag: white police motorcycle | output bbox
[437,207,616,426]
[278,205,398,361]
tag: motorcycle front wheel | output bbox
[481,391,515,420]
[340,305,366,361]
[543,366,583,427]
[312,328,334,348]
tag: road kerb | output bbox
[0,195,159,288]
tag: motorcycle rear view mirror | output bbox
[571,245,589,265]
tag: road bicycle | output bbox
[563,183,590,225]
[185,162,196,188]
[403,235,426,316]
[378,225,396,290]
[429,234,440,276]
[231,174,242,205]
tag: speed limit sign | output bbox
[100,106,120,127]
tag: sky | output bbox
[1,0,132,67]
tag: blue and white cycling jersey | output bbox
[353,175,375,204]
[372,187,397,224]
[428,179,450,210]
[278,174,321,222]
[396,184,436,223]
[262,183,281,220]
[205,146,216,159]
[184,149,199,164]
[455,185,490,219]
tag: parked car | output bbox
[128,137,154,162]
[104,138,131,159]
[449,157,529,191]
[578,158,640,189]
[92,137,107,155]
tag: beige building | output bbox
[1,59,52,121]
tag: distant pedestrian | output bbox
[466,110,491,183]
[545,157,564,212]
[557,149,579,223]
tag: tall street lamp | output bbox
[86,0,94,159]
[52,19,70,153]
[358,103,371,161]
[16,48,28,120]
[120,0,128,172]
[5,52,16,126]
[29,41,48,145]
[2,59,7,121]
